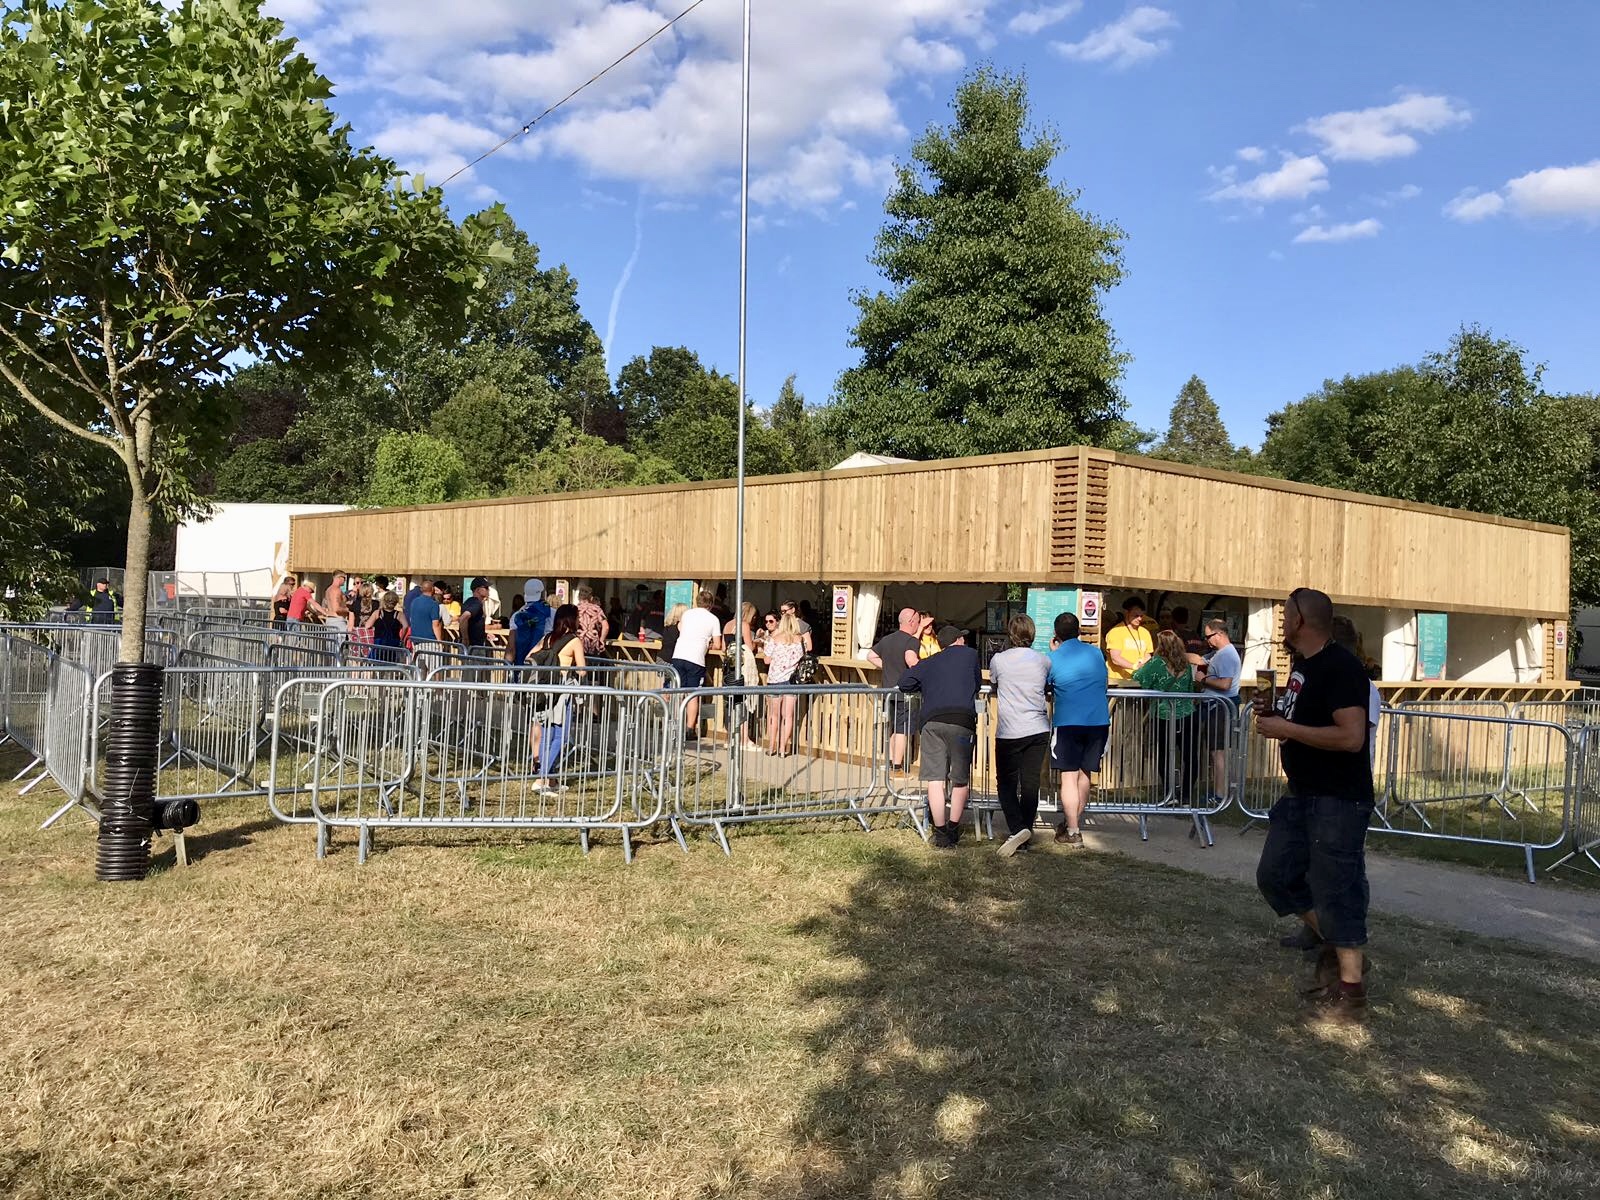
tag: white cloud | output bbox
[1504,159,1600,221]
[1053,6,1177,69]
[263,0,323,21]
[1290,203,1327,225]
[1235,145,1266,163]
[1008,2,1081,35]
[1208,154,1329,205]
[1292,218,1382,244]
[1443,188,1504,222]
[1297,91,1471,162]
[369,112,505,184]
[283,0,1005,211]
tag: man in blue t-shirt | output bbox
[405,580,443,645]
[1047,611,1110,847]
[1196,617,1242,804]
[508,577,554,665]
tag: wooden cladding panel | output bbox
[288,446,1570,618]
[1101,459,1570,618]
[290,457,1058,583]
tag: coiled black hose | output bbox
[95,661,162,883]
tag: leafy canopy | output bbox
[828,67,1129,459]
[0,0,495,649]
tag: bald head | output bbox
[898,607,919,633]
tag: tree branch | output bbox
[0,321,106,406]
[0,356,123,453]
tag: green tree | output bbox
[616,346,706,443]
[770,374,832,472]
[1257,328,1600,605]
[211,440,307,503]
[827,67,1128,459]
[430,377,557,494]
[508,420,681,496]
[1154,375,1237,468]
[0,390,99,616]
[364,432,470,507]
[0,0,491,658]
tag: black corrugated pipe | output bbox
[95,661,162,882]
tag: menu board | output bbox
[665,580,696,614]
[1417,612,1448,680]
[1025,587,1080,653]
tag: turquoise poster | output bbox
[1417,612,1448,680]
[665,580,696,614]
[1025,587,1079,653]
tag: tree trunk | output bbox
[119,471,152,664]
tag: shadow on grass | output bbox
[772,843,1600,1199]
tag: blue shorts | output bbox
[671,659,706,688]
[1051,724,1109,773]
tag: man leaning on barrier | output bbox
[898,625,982,850]
[1253,587,1375,1024]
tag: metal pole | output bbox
[733,0,751,680]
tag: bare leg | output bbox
[1336,946,1364,984]
[778,695,796,754]
[684,694,701,735]
[948,784,970,826]
[889,732,907,770]
[927,780,948,827]
[765,699,781,753]
[1060,770,1091,834]
[1212,748,1228,798]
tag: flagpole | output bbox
[733,0,751,676]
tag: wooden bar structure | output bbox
[290,446,1570,620]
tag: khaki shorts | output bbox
[920,720,976,787]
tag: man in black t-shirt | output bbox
[461,577,490,648]
[1253,587,1375,1023]
[867,607,922,774]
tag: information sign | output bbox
[1417,612,1449,681]
[665,580,696,614]
[1025,587,1079,653]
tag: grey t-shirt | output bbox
[1206,643,1242,699]
[989,647,1051,739]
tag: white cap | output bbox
[523,578,545,600]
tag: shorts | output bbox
[1256,793,1374,947]
[670,659,706,688]
[1205,697,1239,751]
[889,696,916,736]
[919,720,976,788]
[1051,724,1108,773]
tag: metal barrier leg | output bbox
[17,767,50,795]
[579,828,591,856]
[713,819,731,857]
[357,824,371,866]
[622,827,635,865]
[1137,813,1148,842]
[315,821,329,860]
[11,755,43,781]
[669,816,690,854]
[1523,844,1535,885]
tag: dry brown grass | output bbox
[3,742,1599,1199]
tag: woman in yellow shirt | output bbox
[1105,597,1154,685]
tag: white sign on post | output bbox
[1078,591,1102,627]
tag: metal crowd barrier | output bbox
[3,634,54,783]
[1548,726,1600,876]
[1237,704,1574,883]
[886,688,1239,845]
[671,685,899,855]
[423,660,680,690]
[266,678,674,864]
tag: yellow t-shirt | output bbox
[1105,622,1154,684]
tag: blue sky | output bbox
[265,0,1600,448]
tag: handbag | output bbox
[793,651,819,684]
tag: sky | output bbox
[262,0,1600,448]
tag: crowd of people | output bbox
[894,587,1376,1023]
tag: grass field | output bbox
[4,745,1600,1199]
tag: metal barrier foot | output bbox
[579,828,591,856]
[315,822,329,860]
[713,820,732,857]
[1523,844,1535,885]
[357,824,370,866]
[669,816,690,855]
[16,767,50,796]
[622,828,635,865]
[10,755,43,782]
[1137,814,1149,842]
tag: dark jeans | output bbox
[1152,710,1202,803]
[1256,793,1375,947]
[995,732,1049,835]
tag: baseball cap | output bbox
[935,624,964,648]
[522,578,545,601]
[470,576,490,593]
